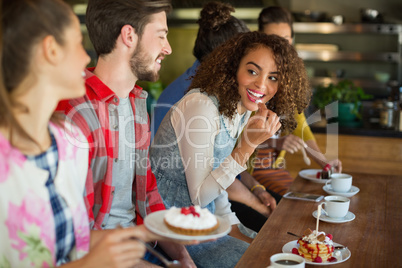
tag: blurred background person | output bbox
[0,0,167,266]
[56,0,197,266]
[252,6,342,196]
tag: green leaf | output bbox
[0,255,11,268]
[312,79,373,118]
[18,229,52,267]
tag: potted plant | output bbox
[312,80,373,125]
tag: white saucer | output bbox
[313,210,355,223]
[323,185,360,197]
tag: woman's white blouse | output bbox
[171,92,251,224]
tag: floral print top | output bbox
[0,122,90,267]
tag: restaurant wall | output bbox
[290,0,402,23]
[67,0,401,91]
[159,0,401,89]
[158,28,198,89]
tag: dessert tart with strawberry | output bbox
[163,205,219,236]
[293,228,337,263]
[316,164,333,180]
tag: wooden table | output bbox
[235,172,402,268]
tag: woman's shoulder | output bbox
[171,90,220,127]
[179,89,219,110]
[294,111,306,122]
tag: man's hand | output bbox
[252,186,277,211]
[229,171,277,217]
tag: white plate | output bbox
[299,169,329,184]
[144,210,231,241]
[323,185,360,197]
[312,210,356,223]
[282,240,351,265]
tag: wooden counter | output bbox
[284,133,402,178]
[235,172,402,268]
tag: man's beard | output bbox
[130,42,160,82]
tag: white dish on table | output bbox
[299,169,329,184]
[144,210,231,241]
[282,240,351,265]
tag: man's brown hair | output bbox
[86,0,172,57]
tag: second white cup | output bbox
[325,173,352,192]
[267,253,305,268]
[321,195,350,218]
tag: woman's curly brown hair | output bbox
[189,31,311,133]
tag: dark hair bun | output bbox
[197,1,234,31]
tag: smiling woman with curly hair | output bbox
[151,31,310,245]
[192,31,311,132]
[252,7,343,197]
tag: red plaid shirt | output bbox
[57,68,165,229]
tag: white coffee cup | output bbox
[267,253,305,268]
[325,173,352,192]
[321,195,350,218]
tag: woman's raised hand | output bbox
[242,103,281,149]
